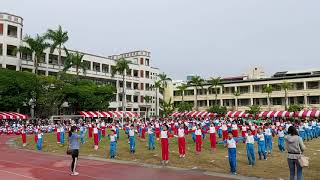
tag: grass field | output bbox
[14,130,320,180]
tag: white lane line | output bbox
[0,159,106,180]
[0,169,38,180]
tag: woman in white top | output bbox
[160,125,173,165]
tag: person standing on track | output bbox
[68,125,84,176]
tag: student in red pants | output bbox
[88,123,93,139]
[155,121,160,140]
[56,125,61,144]
[176,124,188,158]
[231,121,239,137]
[191,124,207,154]
[209,122,217,150]
[222,123,228,141]
[93,124,99,150]
[21,126,27,147]
[160,124,173,165]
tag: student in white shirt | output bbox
[224,132,237,175]
[245,129,255,166]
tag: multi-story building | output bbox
[0,12,161,116]
[167,67,320,111]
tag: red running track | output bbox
[0,136,234,180]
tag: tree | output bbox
[288,104,303,112]
[262,84,273,111]
[281,81,293,111]
[209,77,222,105]
[18,34,50,74]
[188,76,204,111]
[36,75,65,118]
[233,89,241,111]
[160,98,174,117]
[176,83,188,102]
[207,105,227,115]
[63,80,115,113]
[151,80,162,116]
[45,25,69,71]
[158,72,171,101]
[111,58,130,124]
[144,96,152,118]
[63,48,87,77]
[176,102,193,112]
[247,105,261,117]
[0,69,37,112]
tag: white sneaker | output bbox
[71,172,79,176]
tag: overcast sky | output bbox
[2,0,320,79]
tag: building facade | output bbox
[0,12,161,116]
[167,68,320,111]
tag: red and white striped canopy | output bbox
[297,110,320,118]
[226,111,252,118]
[173,111,217,118]
[79,111,139,118]
[0,112,28,120]
[258,111,294,118]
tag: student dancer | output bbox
[147,124,155,150]
[160,124,173,165]
[93,124,99,150]
[264,124,273,154]
[209,122,217,151]
[56,124,60,144]
[88,122,93,139]
[257,128,267,160]
[224,132,237,175]
[245,129,255,166]
[222,123,228,141]
[60,125,65,145]
[277,127,285,152]
[126,124,136,154]
[21,126,27,147]
[194,124,207,154]
[231,121,238,137]
[80,123,86,144]
[108,129,117,159]
[36,131,43,151]
[176,123,188,158]
[155,121,161,140]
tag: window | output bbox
[140,83,144,90]
[0,44,2,56]
[238,99,250,106]
[307,81,319,89]
[38,53,46,63]
[83,60,91,70]
[140,58,144,65]
[295,82,304,90]
[6,45,17,57]
[132,58,138,64]
[272,97,283,105]
[133,96,138,103]
[140,96,144,103]
[93,62,100,72]
[126,82,132,89]
[239,86,249,94]
[146,83,150,91]
[7,25,17,38]
[133,83,139,90]
[127,69,132,76]
[140,70,144,78]
[308,96,320,104]
[174,90,182,96]
[185,90,194,96]
[271,84,281,91]
[197,100,207,107]
[0,24,3,35]
[102,64,109,73]
[146,71,150,78]
[49,54,58,64]
[133,70,139,77]
[126,95,132,102]
[119,81,123,88]
[145,58,150,66]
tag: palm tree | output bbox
[262,84,273,111]
[177,83,188,103]
[144,96,152,119]
[158,72,171,101]
[233,89,241,111]
[45,25,69,71]
[209,77,222,105]
[111,58,130,124]
[152,80,162,116]
[187,76,204,111]
[18,34,50,74]
[63,48,87,76]
[281,81,293,110]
